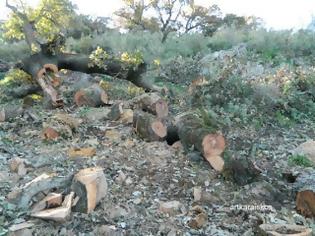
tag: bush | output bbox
[0,41,29,62]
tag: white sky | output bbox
[1,0,315,30]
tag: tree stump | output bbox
[74,84,108,107]
[133,110,167,142]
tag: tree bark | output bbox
[295,171,315,218]
[175,113,225,172]
[128,93,169,118]
[18,52,155,107]
[133,110,167,142]
[74,84,108,107]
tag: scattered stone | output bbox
[94,225,123,236]
[188,206,208,229]
[68,147,96,158]
[258,223,312,236]
[293,140,315,165]
[159,201,183,215]
[193,187,202,202]
[9,158,27,176]
[115,171,127,184]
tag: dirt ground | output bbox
[0,100,314,235]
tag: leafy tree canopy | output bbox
[3,0,76,43]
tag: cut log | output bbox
[31,192,75,222]
[71,167,107,213]
[258,223,312,236]
[108,102,124,121]
[175,113,225,172]
[0,105,24,122]
[74,84,108,107]
[133,110,167,142]
[128,93,168,118]
[31,193,63,213]
[8,173,72,209]
[295,171,315,218]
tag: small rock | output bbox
[159,201,183,215]
[133,198,142,205]
[293,140,315,165]
[132,191,141,197]
[125,177,133,185]
[109,206,128,220]
[9,158,24,173]
[115,171,127,184]
[94,225,123,236]
[193,187,202,202]
[186,152,203,162]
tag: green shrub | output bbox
[289,154,313,167]
[0,41,29,62]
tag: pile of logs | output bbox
[131,93,226,172]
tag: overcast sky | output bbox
[1,0,315,30]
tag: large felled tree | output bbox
[3,0,153,107]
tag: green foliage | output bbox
[0,41,29,62]
[289,154,314,167]
[88,46,111,68]
[67,31,210,65]
[0,69,31,87]
[3,0,75,43]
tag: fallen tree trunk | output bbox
[133,110,167,142]
[74,84,108,107]
[18,52,153,107]
[175,113,225,172]
[295,171,315,218]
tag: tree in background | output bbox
[67,15,111,39]
[115,0,159,32]
[307,16,315,31]
[116,0,222,43]
[3,0,75,53]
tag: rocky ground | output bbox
[0,45,314,235]
[0,99,314,235]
